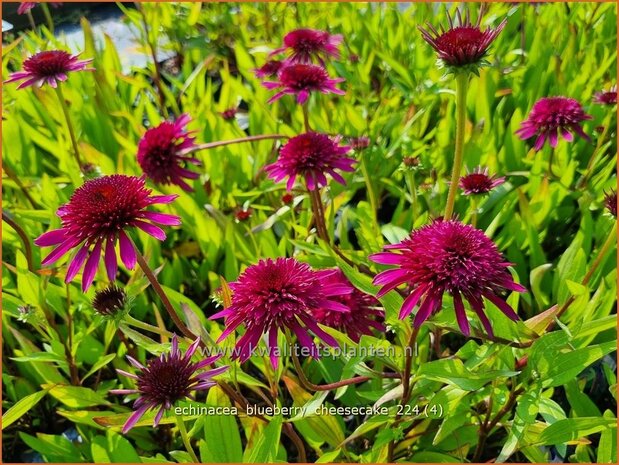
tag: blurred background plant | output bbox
[2,2,617,463]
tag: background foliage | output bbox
[2,2,617,463]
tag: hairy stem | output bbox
[132,244,197,341]
[54,84,84,169]
[41,2,54,33]
[444,72,469,220]
[2,211,35,273]
[182,134,289,155]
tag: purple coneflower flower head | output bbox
[34,175,180,291]
[220,108,237,120]
[593,86,617,105]
[254,59,284,79]
[370,219,525,338]
[263,63,345,104]
[312,269,384,343]
[265,132,355,191]
[4,50,93,89]
[17,2,37,14]
[604,189,617,218]
[137,114,200,192]
[270,28,343,64]
[515,97,592,151]
[93,285,127,317]
[459,166,505,195]
[110,335,227,433]
[349,136,371,151]
[210,258,352,369]
[418,6,506,71]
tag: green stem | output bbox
[41,3,54,33]
[308,186,329,242]
[182,134,289,155]
[124,315,174,337]
[471,196,479,227]
[444,73,469,220]
[360,151,379,228]
[577,113,612,189]
[54,84,84,169]
[26,10,36,30]
[405,170,419,220]
[131,240,198,342]
[302,103,311,132]
[2,211,35,273]
[175,413,199,463]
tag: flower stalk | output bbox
[54,83,84,170]
[444,72,469,219]
[175,413,199,463]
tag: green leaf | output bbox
[81,353,116,383]
[46,384,111,408]
[535,417,617,446]
[544,341,616,387]
[2,389,49,430]
[417,359,518,391]
[244,415,282,463]
[200,387,243,463]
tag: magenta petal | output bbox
[122,404,151,434]
[134,221,166,241]
[65,245,90,282]
[82,241,102,291]
[453,292,470,336]
[268,326,279,370]
[148,194,179,205]
[153,407,165,427]
[119,231,137,269]
[141,211,181,226]
[41,240,77,265]
[484,292,520,321]
[369,252,404,266]
[34,229,67,246]
[399,286,426,319]
[105,239,118,281]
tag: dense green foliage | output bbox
[2,2,617,463]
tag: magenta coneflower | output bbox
[265,132,355,191]
[4,50,93,89]
[34,175,180,291]
[515,97,592,151]
[254,59,284,79]
[110,335,227,433]
[604,189,617,217]
[270,28,343,64]
[312,269,384,343]
[137,114,200,192]
[418,6,506,70]
[17,2,37,14]
[459,166,505,195]
[220,108,237,120]
[263,63,345,104]
[349,136,371,151]
[370,219,525,338]
[210,258,352,368]
[593,86,617,105]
